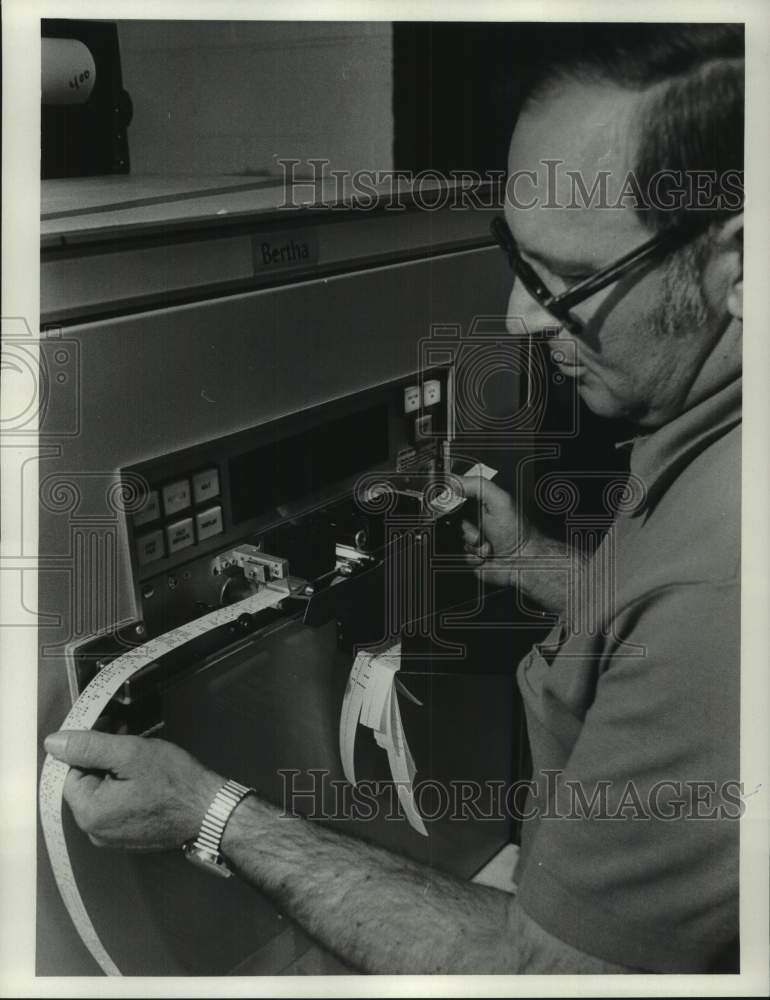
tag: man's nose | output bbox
[505,282,561,338]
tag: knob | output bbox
[219,566,256,606]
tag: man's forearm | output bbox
[222,795,511,973]
[507,534,583,617]
[47,731,631,974]
[221,795,629,975]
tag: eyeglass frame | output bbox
[490,214,695,334]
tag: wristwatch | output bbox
[182,778,255,877]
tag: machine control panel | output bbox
[123,368,452,635]
[131,468,225,566]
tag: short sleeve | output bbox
[516,581,740,972]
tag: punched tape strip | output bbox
[39,581,290,977]
[339,645,427,836]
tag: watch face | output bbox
[183,843,233,878]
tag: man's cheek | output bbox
[576,378,625,420]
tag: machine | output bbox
[37,175,552,974]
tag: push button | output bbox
[192,468,220,505]
[166,518,195,554]
[423,379,441,407]
[413,413,433,444]
[136,529,164,566]
[134,490,160,527]
[403,386,421,414]
[162,479,191,516]
[195,505,223,541]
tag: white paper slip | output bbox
[425,462,499,516]
[339,644,427,836]
[424,485,466,516]
[38,581,290,977]
[464,461,498,481]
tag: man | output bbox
[44,24,743,974]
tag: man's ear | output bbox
[714,213,743,320]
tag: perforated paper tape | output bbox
[39,582,290,977]
[339,644,427,836]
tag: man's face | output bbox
[506,81,721,428]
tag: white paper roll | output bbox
[39,581,290,976]
[42,37,96,105]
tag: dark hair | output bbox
[520,24,745,232]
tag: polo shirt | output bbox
[515,375,741,973]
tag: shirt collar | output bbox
[624,376,742,516]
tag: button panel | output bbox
[162,479,191,516]
[128,369,447,576]
[134,490,160,527]
[192,468,220,505]
[195,505,223,541]
[166,518,195,554]
[131,466,225,572]
[136,529,165,566]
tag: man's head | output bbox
[504,24,744,427]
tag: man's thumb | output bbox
[44,729,126,769]
[460,474,508,509]
[459,474,484,501]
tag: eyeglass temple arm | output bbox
[489,216,580,332]
[548,232,678,312]
[490,216,553,297]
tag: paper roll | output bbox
[39,581,291,976]
[42,37,96,105]
[339,645,428,836]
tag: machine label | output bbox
[251,229,319,273]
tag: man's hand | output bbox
[460,476,528,588]
[460,475,572,614]
[44,731,223,851]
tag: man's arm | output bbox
[221,789,631,974]
[44,730,631,975]
[460,476,581,615]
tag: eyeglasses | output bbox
[490,215,692,334]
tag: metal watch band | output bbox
[183,778,254,877]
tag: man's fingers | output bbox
[44,729,136,770]
[63,766,104,801]
[61,768,108,838]
[459,475,484,502]
[459,475,512,512]
[461,521,492,559]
